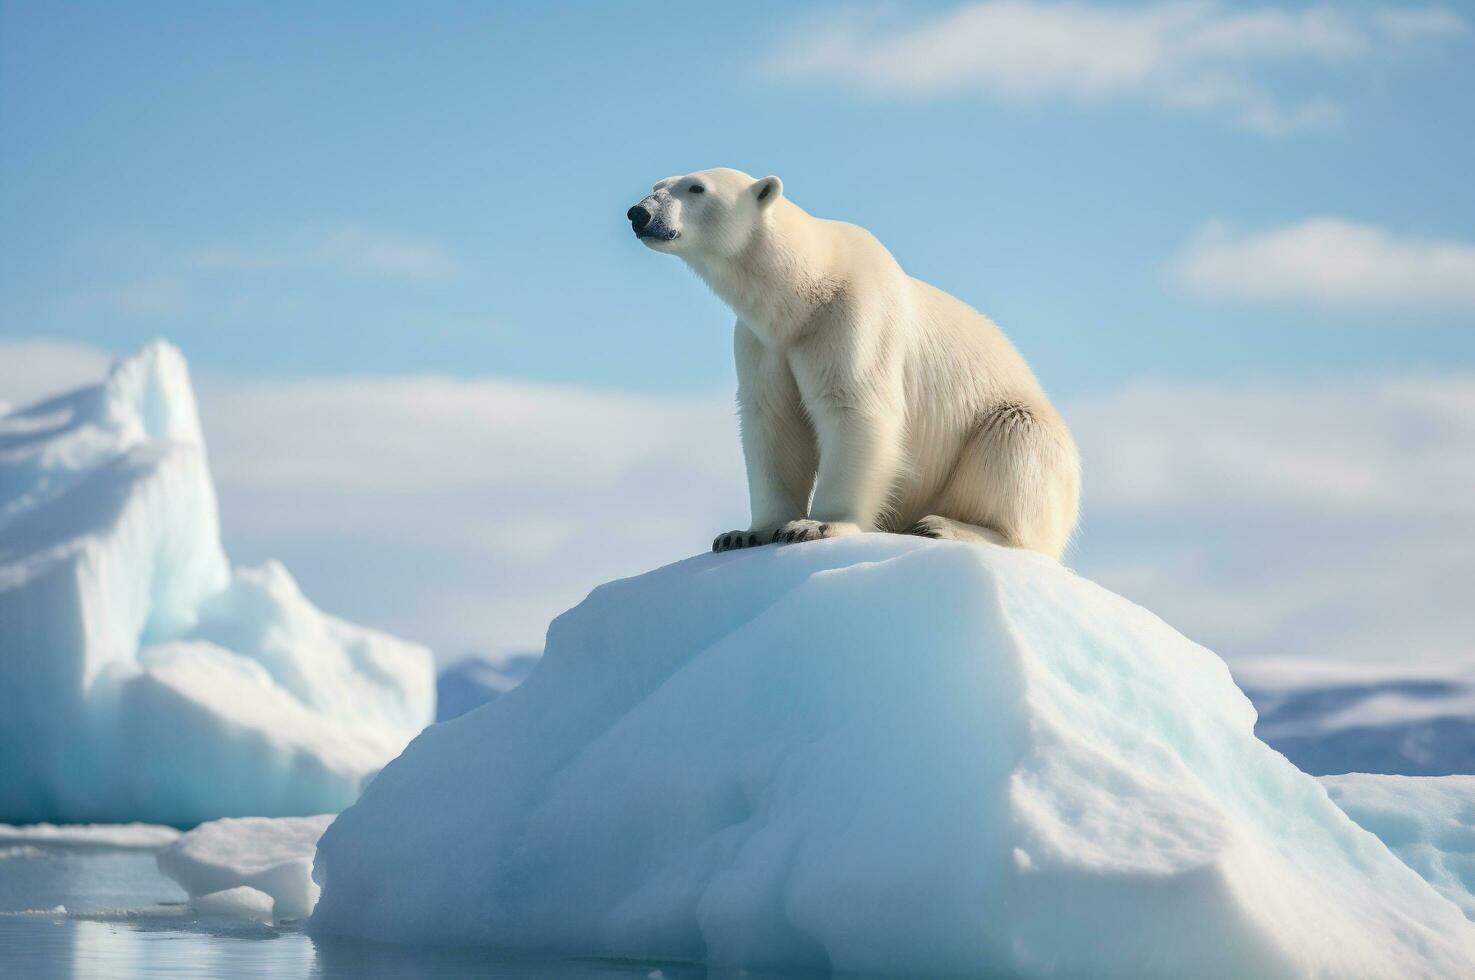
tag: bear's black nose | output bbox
[627,205,652,234]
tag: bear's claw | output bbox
[772,519,860,545]
[777,522,829,543]
[713,530,764,553]
[908,516,947,539]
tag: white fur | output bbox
[631,168,1080,559]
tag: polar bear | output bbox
[628,168,1080,559]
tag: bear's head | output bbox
[627,168,783,259]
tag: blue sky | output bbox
[3,1,1472,398]
[2,1,1473,671]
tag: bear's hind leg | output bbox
[907,515,1009,546]
[926,402,1080,560]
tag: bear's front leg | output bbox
[780,342,905,546]
[715,326,819,554]
[770,406,900,548]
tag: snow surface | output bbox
[1323,774,1475,922]
[1239,660,1475,776]
[157,814,333,921]
[312,536,1475,978]
[435,652,539,721]
[0,341,434,825]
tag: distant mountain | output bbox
[1239,662,1475,776]
[435,653,541,722]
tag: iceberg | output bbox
[157,814,333,922]
[0,341,434,826]
[311,536,1475,978]
[435,652,540,722]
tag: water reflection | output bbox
[312,937,713,979]
[1,847,836,980]
[0,918,818,980]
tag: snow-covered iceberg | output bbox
[311,536,1475,978]
[0,341,434,826]
[157,814,333,922]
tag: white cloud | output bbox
[1376,6,1469,42]
[0,339,114,411]
[199,371,747,660]
[764,2,1467,133]
[1174,217,1475,310]
[3,339,1472,675]
[1069,374,1475,669]
[59,277,186,320]
[210,382,742,660]
[189,225,460,283]
[316,226,460,281]
[55,226,459,322]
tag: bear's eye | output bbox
[688,184,705,194]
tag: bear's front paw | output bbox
[712,530,770,553]
[773,519,861,545]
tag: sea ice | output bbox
[0,823,180,850]
[1323,773,1475,921]
[191,885,276,924]
[158,814,332,921]
[311,536,1475,978]
[0,342,434,825]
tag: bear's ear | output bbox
[753,175,783,208]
